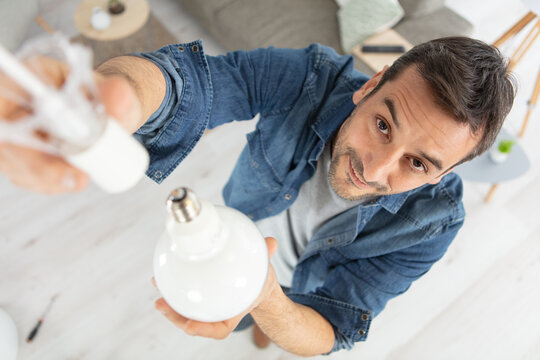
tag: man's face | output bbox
[329,66,479,201]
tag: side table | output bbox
[73,0,178,65]
[454,128,530,203]
[74,0,149,41]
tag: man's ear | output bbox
[429,167,455,184]
[352,65,389,105]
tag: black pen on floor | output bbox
[26,294,59,343]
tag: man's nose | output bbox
[362,146,402,184]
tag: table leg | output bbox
[519,67,540,137]
[509,19,540,70]
[35,15,54,34]
[485,184,499,203]
[493,11,536,48]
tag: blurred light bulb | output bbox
[0,34,149,193]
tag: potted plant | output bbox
[108,0,125,15]
[490,139,515,163]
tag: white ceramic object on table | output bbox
[154,188,269,322]
[91,7,111,31]
[0,308,18,360]
[489,147,509,163]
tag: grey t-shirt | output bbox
[255,144,364,287]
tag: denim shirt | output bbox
[133,41,465,353]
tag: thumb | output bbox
[96,74,142,133]
[264,237,278,258]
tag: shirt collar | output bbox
[373,192,410,214]
[312,96,357,143]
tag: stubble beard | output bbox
[328,117,390,201]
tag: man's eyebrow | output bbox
[419,151,443,171]
[383,97,444,171]
[384,98,400,129]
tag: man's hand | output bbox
[153,237,279,339]
[0,57,142,194]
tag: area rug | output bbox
[71,13,179,66]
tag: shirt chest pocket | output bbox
[241,129,284,193]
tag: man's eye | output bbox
[376,118,389,135]
[410,158,426,172]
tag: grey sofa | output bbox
[0,0,39,51]
[176,0,472,73]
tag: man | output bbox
[0,37,514,355]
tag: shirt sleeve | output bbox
[130,40,316,183]
[288,219,464,353]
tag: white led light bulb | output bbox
[153,188,269,322]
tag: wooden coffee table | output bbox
[74,0,150,41]
[73,0,178,65]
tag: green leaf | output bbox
[498,139,515,153]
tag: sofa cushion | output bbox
[398,0,444,18]
[0,0,39,50]
[178,0,237,33]
[180,0,342,52]
[394,5,473,45]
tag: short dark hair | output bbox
[370,37,516,167]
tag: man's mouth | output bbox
[348,157,369,189]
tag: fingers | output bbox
[185,320,233,340]
[155,298,190,330]
[0,70,33,121]
[24,56,70,88]
[96,75,142,133]
[0,56,87,194]
[0,57,69,121]
[264,237,278,258]
[154,297,236,339]
[0,142,88,193]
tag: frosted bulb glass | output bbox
[153,188,269,322]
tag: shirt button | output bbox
[361,314,369,321]
[328,238,334,244]
[154,170,163,179]
[284,194,292,200]
[177,46,185,52]
[358,329,366,336]
[192,44,199,53]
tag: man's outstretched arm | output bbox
[96,55,166,133]
[251,282,335,356]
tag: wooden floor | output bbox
[1,0,539,359]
